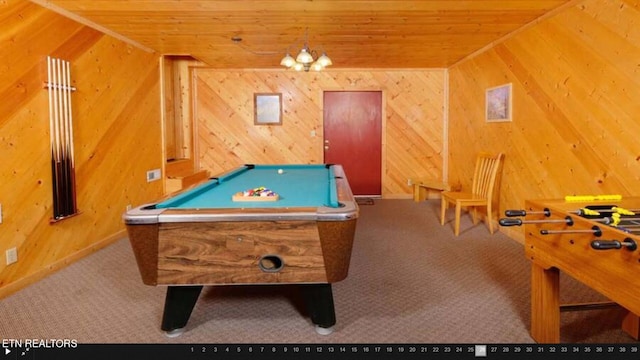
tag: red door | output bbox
[323,91,382,196]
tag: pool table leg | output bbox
[161,285,203,337]
[302,283,336,335]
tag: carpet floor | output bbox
[0,199,636,344]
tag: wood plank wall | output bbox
[0,0,163,296]
[5,0,637,295]
[164,56,201,162]
[193,69,447,196]
[448,0,640,242]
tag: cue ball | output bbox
[278,169,283,174]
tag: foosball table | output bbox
[500,195,640,343]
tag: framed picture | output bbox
[485,83,512,122]
[254,93,282,125]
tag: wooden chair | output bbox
[440,152,504,236]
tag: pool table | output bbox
[123,164,359,336]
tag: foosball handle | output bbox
[505,210,526,217]
[504,208,551,217]
[591,238,637,251]
[499,218,522,227]
[504,210,527,217]
[591,240,622,250]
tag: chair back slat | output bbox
[471,152,503,198]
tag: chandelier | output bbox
[280,29,332,72]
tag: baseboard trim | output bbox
[383,194,413,199]
[0,230,126,299]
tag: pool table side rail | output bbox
[152,165,247,209]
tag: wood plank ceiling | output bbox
[34,0,574,69]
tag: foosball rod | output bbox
[540,225,602,236]
[589,216,640,227]
[500,215,640,228]
[615,226,640,234]
[587,207,639,215]
[602,217,640,222]
[592,216,623,226]
[505,207,638,217]
[615,224,640,230]
[499,216,573,227]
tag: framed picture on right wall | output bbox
[485,83,512,122]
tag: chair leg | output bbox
[440,196,447,226]
[487,204,494,234]
[471,206,478,224]
[454,202,462,236]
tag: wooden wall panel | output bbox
[163,56,201,162]
[0,0,163,295]
[448,0,640,242]
[194,69,446,197]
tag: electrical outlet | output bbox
[6,247,17,265]
[407,178,412,186]
[146,169,161,182]
[126,204,132,211]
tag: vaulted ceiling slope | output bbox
[34,0,574,68]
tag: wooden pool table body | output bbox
[126,218,357,286]
[123,164,358,335]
